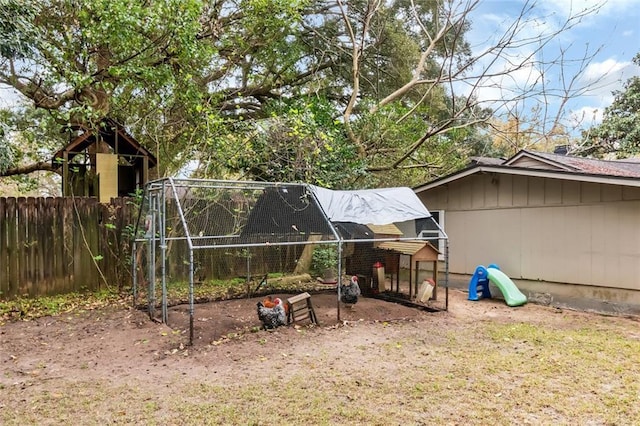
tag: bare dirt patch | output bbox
[2,289,639,424]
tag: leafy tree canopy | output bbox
[0,0,606,192]
[580,53,640,157]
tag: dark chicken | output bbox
[340,276,361,306]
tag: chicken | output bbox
[260,295,289,315]
[340,276,361,306]
[257,297,287,329]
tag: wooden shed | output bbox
[52,119,157,201]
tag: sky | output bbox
[464,0,640,131]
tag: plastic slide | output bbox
[467,264,527,307]
[486,267,527,307]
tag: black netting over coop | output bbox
[132,178,448,344]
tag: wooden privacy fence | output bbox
[0,197,138,299]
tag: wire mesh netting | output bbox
[132,178,448,344]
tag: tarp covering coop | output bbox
[309,185,432,225]
[240,184,432,240]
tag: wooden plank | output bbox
[6,198,18,297]
[24,197,37,296]
[16,197,29,296]
[288,292,311,304]
[52,198,66,294]
[62,197,75,293]
[74,197,96,292]
[39,197,53,295]
[0,198,7,297]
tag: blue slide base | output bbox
[468,264,527,307]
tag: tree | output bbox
[0,0,315,179]
[217,97,365,187]
[0,107,61,195]
[578,53,640,157]
[330,0,606,184]
[0,0,211,181]
[0,0,608,190]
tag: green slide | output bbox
[486,268,527,307]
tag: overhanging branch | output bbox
[1,161,60,177]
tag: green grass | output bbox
[0,290,125,323]
[0,273,326,324]
[3,317,639,425]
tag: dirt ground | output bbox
[2,288,640,424]
[0,288,603,385]
[0,290,443,380]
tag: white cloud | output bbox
[581,59,640,98]
[0,85,25,108]
[584,59,629,81]
[569,58,640,126]
[569,105,603,128]
[461,0,640,130]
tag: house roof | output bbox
[414,150,640,192]
[505,150,640,177]
[469,156,505,166]
[52,118,157,167]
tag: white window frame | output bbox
[418,210,445,260]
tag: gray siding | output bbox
[418,174,640,291]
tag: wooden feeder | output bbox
[52,118,157,202]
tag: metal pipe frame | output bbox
[137,177,450,342]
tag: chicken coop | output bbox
[132,178,448,344]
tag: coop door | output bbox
[96,153,118,202]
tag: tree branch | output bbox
[1,161,60,177]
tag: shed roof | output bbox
[367,223,403,236]
[52,118,157,167]
[376,241,440,256]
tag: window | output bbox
[415,210,445,259]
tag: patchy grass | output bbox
[0,290,126,323]
[138,273,333,307]
[0,273,330,325]
[2,308,640,425]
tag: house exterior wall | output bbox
[417,173,640,294]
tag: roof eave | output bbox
[414,165,640,192]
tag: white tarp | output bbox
[309,185,431,225]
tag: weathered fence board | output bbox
[0,197,138,299]
[0,196,309,299]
